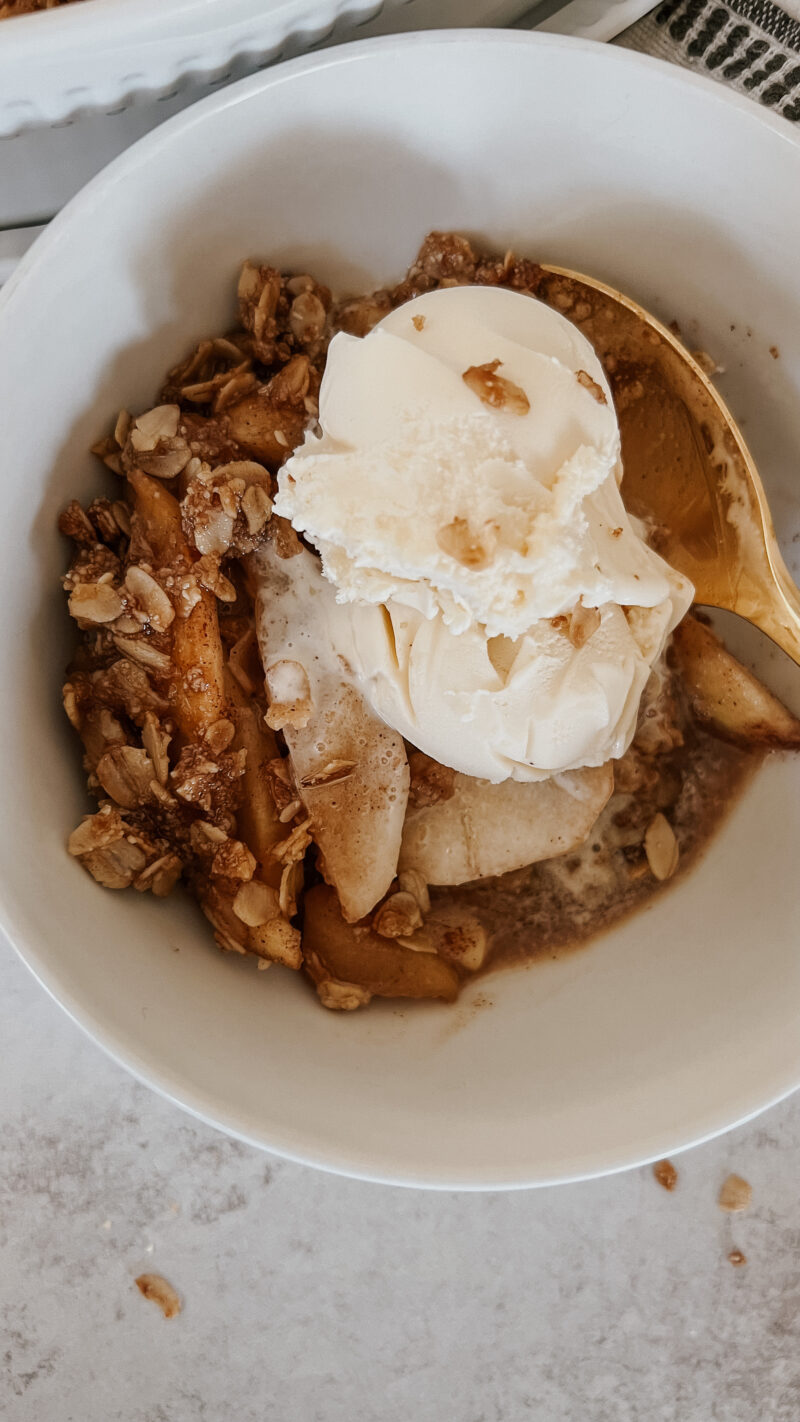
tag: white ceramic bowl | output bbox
[2,31,800,1188]
[0,0,411,138]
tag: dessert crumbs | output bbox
[653,1159,678,1191]
[718,1174,753,1213]
[728,1249,747,1267]
[134,1273,182,1319]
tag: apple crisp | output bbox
[59,233,800,1010]
[0,0,83,15]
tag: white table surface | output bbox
[3,937,800,1421]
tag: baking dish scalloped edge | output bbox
[0,0,411,137]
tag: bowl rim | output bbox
[3,27,800,1189]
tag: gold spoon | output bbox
[536,265,800,666]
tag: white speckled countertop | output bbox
[3,938,799,1421]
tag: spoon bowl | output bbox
[539,266,800,666]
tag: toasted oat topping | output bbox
[163,336,256,412]
[181,461,273,559]
[233,879,280,927]
[644,813,679,881]
[426,904,487,972]
[462,359,530,415]
[333,292,392,338]
[124,565,175,632]
[303,947,373,1010]
[416,231,477,284]
[68,581,123,626]
[95,746,158,810]
[567,604,601,650]
[249,915,302,970]
[271,818,312,867]
[396,868,431,916]
[267,516,304,560]
[373,891,424,939]
[299,759,356,788]
[263,756,298,816]
[212,838,256,882]
[58,500,98,546]
[279,860,303,919]
[576,369,607,404]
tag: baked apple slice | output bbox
[672,616,800,747]
[303,884,459,1007]
[399,764,614,886]
[251,533,409,922]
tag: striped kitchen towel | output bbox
[615,0,800,121]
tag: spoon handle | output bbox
[748,543,800,668]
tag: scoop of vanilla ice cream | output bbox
[274,284,692,782]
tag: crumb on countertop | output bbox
[135,1273,182,1319]
[718,1174,752,1213]
[653,1159,678,1191]
[728,1249,747,1267]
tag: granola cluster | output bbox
[60,262,337,976]
[60,242,509,1006]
